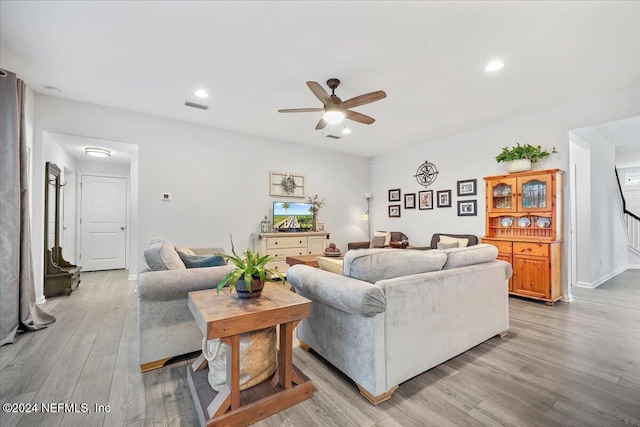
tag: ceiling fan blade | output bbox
[315,117,328,130]
[306,81,332,106]
[278,108,325,113]
[345,110,375,125]
[339,90,387,109]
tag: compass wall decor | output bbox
[414,160,439,187]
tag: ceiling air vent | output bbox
[185,101,209,110]
[326,134,341,140]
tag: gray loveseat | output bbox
[137,237,234,371]
[287,244,512,404]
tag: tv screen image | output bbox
[273,202,313,231]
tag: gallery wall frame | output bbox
[457,179,477,197]
[437,190,452,208]
[388,205,401,217]
[457,200,477,216]
[418,190,433,210]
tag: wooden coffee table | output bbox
[286,253,344,268]
[187,283,312,427]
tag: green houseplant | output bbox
[495,143,557,173]
[217,236,285,298]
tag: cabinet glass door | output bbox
[517,174,552,212]
[487,178,517,213]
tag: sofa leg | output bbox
[140,357,171,372]
[298,340,311,352]
[498,330,508,338]
[356,384,399,405]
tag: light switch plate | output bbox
[161,193,171,201]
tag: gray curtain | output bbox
[1,69,55,346]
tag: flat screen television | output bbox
[273,201,313,231]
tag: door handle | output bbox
[121,226,126,231]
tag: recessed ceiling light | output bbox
[341,127,351,135]
[485,60,504,72]
[85,147,111,158]
[44,85,61,93]
[195,89,209,98]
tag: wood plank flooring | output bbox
[1,269,638,426]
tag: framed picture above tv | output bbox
[270,171,305,198]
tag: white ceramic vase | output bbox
[506,159,532,173]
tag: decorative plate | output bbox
[536,217,551,228]
[518,217,531,227]
[323,251,342,257]
[501,217,513,227]
[496,202,505,208]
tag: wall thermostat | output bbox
[161,193,171,201]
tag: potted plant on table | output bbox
[495,143,557,173]
[217,236,285,299]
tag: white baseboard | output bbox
[128,274,137,281]
[627,264,640,270]
[575,265,631,289]
[562,294,575,302]
[36,295,46,305]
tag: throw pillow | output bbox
[370,235,387,248]
[374,231,391,246]
[437,242,459,250]
[178,251,226,268]
[439,235,469,248]
[175,246,196,256]
[143,238,186,271]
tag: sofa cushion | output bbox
[442,244,498,270]
[439,234,469,248]
[343,249,447,283]
[178,252,226,268]
[175,246,196,256]
[143,237,186,271]
[317,256,343,275]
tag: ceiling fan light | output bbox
[85,147,111,158]
[323,110,345,124]
[341,127,351,135]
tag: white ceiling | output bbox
[47,133,136,165]
[2,1,639,157]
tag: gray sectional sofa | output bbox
[137,237,234,371]
[286,244,512,404]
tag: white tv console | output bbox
[253,231,330,274]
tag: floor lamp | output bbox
[363,193,372,240]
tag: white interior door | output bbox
[80,175,127,271]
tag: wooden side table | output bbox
[187,283,313,427]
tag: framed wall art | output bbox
[457,179,477,196]
[404,193,416,209]
[457,200,477,216]
[388,205,401,217]
[316,222,325,232]
[418,190,433,210]
[270,171,305,197]
[388,189,401,202]
[437,190,452,208]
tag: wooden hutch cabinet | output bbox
[482,169,563,305]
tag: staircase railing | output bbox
[615,168,640,253]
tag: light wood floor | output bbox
[1,269,639,427]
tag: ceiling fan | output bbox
[278,78,387,130]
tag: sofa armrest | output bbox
[137,265,235,302]
[287,265,385,316]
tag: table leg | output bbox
[192,353,207,372]
[278,321,295,389]
[224,335,241,410]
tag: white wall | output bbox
[31,95,370,297]
[569,135,591,286]
[370,86,640,300]
[571,126,629,286]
